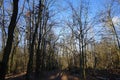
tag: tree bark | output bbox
[0,0,19,80]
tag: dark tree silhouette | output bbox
[0,0,19,80]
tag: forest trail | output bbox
[5,70,80,80]
[44,70,80,80]
[5,69,120,80]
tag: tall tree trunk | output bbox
[35,0,44,78]
[26,14,37,80]
[26,0,43,80]
[0,0,19,80]
[35,33,42,75]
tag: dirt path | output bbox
[6,70,80,80]
[6,69,120,80]
[44,70,80,80]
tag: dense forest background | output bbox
[0,0,120,80]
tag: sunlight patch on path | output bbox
[61,75,68,80]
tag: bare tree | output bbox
[100,0,120,49]
[0,0,19,80]
[26,0,44,79]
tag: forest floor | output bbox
[5,69,120,80]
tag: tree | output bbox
[100,0,120,49]
[0,0,19,80]
[68,1,91,79]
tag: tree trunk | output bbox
[26,0,43,79]
[0,0,19,80]
[1,2,6,49]
[112,24,120,49]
